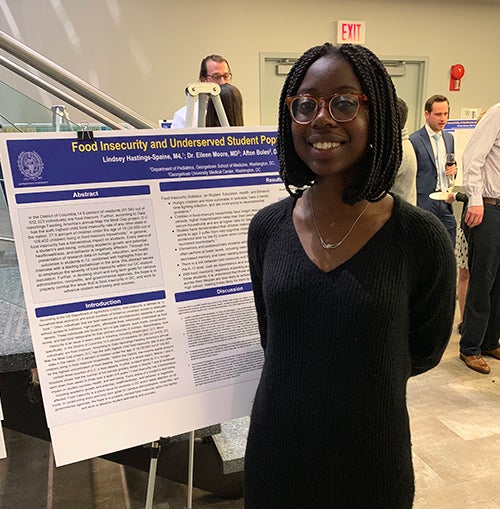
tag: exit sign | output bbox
[336,20,366,44]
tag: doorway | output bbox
[259,52,428,132]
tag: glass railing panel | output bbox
[0,183,34,365]
[0,88,35,364]
[0,185,25,309]
[1,79,76,132]
[0,80,112,133]
[1,79,58,125]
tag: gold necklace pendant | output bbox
[310,187,370,250]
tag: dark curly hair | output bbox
[277,42,402,205]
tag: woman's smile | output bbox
[312,141,341,150]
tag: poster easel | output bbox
[145,84,229,508]
[184,82,229,128]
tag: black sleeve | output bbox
[408,214,457,376]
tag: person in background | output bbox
[445,191,469,333]
[171,54,232,128]
[391,97,417,204]
[205,83,244,127]
[459,102,500,374]
[244,42,455,509]
[410,95,457,244]
[445,110,486,335]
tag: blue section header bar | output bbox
[175,283,252,302]
[35,290,166,317]
[15,185,150,204]
[160,175,282,192]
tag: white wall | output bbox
[0,0,498,127]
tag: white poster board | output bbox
[444,119,477,187]
[0,126,284,465]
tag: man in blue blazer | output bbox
[410,95,457,244]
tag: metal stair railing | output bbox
[0,30,156,130]
[0,55,124,130]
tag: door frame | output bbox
[259,52,428,132]
[381,55,429,133]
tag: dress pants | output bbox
[460,203,500,355]
[428,199,456,246]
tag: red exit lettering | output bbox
[341,23,362,41]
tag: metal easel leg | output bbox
[185,430,195,509]
[211,94,229,127]
[143,434,195,509]
[144,441,161,509]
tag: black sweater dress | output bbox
[244,194,456,508]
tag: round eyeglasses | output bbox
[285,93,368,124]
[206,72,232,82]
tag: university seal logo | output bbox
[17,151,44,180]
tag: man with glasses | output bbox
[171,54,232,128]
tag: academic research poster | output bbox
[0,126,286,465]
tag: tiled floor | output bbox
[0,427,245,509]
[409,318,500,508]
[0,313,498,508]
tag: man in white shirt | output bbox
[171,54,232,128]
[459,103,500,374]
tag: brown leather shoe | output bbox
[481,347,500,360]
[459,353,490,374]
